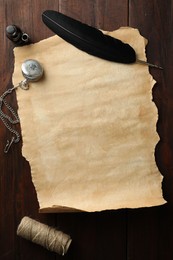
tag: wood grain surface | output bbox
[0,1,172,259]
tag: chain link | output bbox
[0,85,21,151]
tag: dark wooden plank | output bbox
[93,0,129,30]
[55,210,127,260]
[127,205,173,260]
[128,1,173,259]
[59,0,96,26]
[59,0,129,29]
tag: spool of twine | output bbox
[17,216,72,255]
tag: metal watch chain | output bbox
[0,84,20,153]
[0,59,44,153]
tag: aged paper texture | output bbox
[13,28,165,212]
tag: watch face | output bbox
[21,59,44,82]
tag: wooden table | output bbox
[0,1,173,259]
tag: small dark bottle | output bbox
[6,25,30,45]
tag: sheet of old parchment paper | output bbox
[13,27,165,212]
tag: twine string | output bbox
[17,216,72,255]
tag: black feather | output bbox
[42,10,136,64]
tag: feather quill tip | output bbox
[137,59,163,69]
